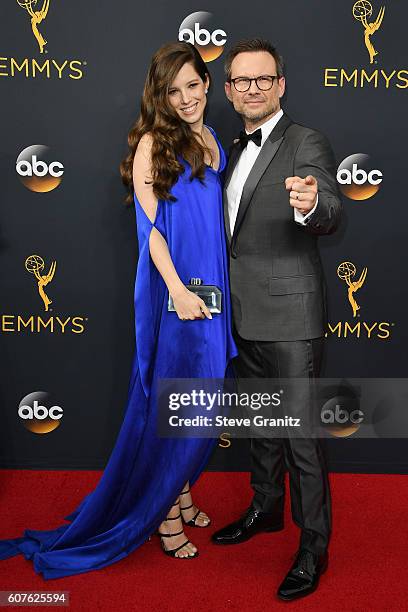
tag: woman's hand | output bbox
[171,286,212,321]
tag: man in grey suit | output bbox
[211,39,342,601]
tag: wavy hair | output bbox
[120,41,211,204]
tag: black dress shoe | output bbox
[211,507,283,545]
[277,549,328,601]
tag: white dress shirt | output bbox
[226,109,318,236]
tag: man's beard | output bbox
[239,101,279,124]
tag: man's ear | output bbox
[278,76,286,99]
[225,81,232,102]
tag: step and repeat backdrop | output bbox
[0,1,407,472]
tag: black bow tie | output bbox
[238,128,262,149]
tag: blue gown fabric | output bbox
[0,126,237,579]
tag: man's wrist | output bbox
[294,193,318,224]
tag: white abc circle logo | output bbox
[18,391,63,434]
[179,11,227,62]
[16,145,64,193]
[337,153,383,200]
[320,396,363,438]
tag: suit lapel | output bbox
[232,113,293,242]
[223,143,241,245]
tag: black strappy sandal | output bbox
[179,488,211,528]
[158,503,199,558]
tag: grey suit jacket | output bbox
[224,112,342,341]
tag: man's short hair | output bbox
[224,38,284,81]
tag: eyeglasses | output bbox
[229,75,279,92]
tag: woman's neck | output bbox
[190,118,204,138]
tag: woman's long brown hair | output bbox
[120,41,211,204]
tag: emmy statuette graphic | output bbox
[25,254,56,311]
[353,1,385,64]
[17,0,50,54]
[337,261,368,318]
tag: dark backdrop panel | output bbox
[0,1,407,472]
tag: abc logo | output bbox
[16,145,64,193]
[320,396,364,438]
[18,391,63,434]
[337,153,383,200]
[179,11,227,62]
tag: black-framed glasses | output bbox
[230,75,279,92]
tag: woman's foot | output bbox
[180,485,211,527]
[158,500,198,558]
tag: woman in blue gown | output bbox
[0,41,237,577]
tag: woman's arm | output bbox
[133,134,211,321]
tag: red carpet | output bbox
[0,471,406,611]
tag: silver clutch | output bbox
[168,278,222,314]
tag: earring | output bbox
[205,88,208,94]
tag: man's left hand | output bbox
[285,175,318,215]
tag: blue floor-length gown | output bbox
[0,126,237,579]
